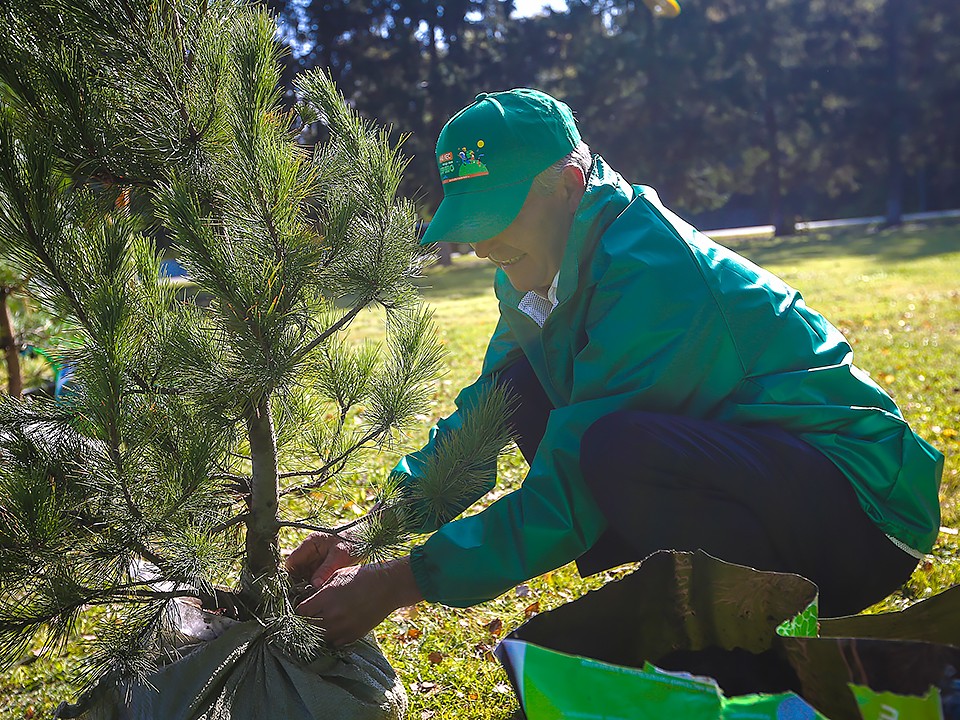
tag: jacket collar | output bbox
[495,154,635,310]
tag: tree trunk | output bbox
[0,287,23,398]
[243,395,280,602]
[883,0,905,228]
[762,87,791,236]
[757,0,791,237]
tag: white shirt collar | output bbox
[518,272,562,329]
[545,271,560,309]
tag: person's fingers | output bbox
[310,553,341,587]
[308,538,361,586]
[295,580,347,644]
[294,567,378,648]
[295,585,323,618]
[285,532,331,577]
[284,533,317,573]
[308,559,416,648]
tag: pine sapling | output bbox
[0,0,513,710]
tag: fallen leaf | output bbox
[428,651,444,664]
[392,605,420,621]
[524,601,540,618]
[484,618,503,635]
[403,626,422,640]
[515,584,531,597]
[473,642,497,662]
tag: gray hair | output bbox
[530,141,593,196]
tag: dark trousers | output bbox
[499,357,918,617]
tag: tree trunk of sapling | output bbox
[243,395,281,606]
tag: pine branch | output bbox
[279,425,386,496]
[290,299,371,366]
[123,385,183,397]
[402,384,515,533]
[0,164,93,333]
[277,514,367,537]
[79,602,166,697]
[131,545,171,576]
[104,401,143,522]
[209,512,248,535]
[347,502,415,564]
[210,472,249,483]
[0,577,193,654]
[276,521,339,534]
[117,0,201,142]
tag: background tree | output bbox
[0,0,508,711]
[274,0,518,217]
[882,0,907,227]
[500,0,746,214]
[268,0,960,230]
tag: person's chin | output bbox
[503,270,533,293]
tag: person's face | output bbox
[471,168,585,295]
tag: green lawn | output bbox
[2,220,959,719]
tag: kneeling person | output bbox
[287,89,943,647]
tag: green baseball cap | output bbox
[420,88,581,246]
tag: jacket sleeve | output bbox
[409,213,745,607]
[391,315,523,534]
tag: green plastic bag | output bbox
[848,685,943,720]
[496,550,960,720]
[498,639,724,719]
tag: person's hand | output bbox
[285,531,360,587]
[295,555,423,648]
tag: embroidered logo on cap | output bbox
[439,140,489,184]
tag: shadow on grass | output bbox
[718,220,960,267]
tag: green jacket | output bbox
[403,156,943,608]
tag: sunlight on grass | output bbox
[3,222,958,719]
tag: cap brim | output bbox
[420,177,535,246]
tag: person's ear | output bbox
[559,165,587,214]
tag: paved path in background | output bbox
[706,208,960,240]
